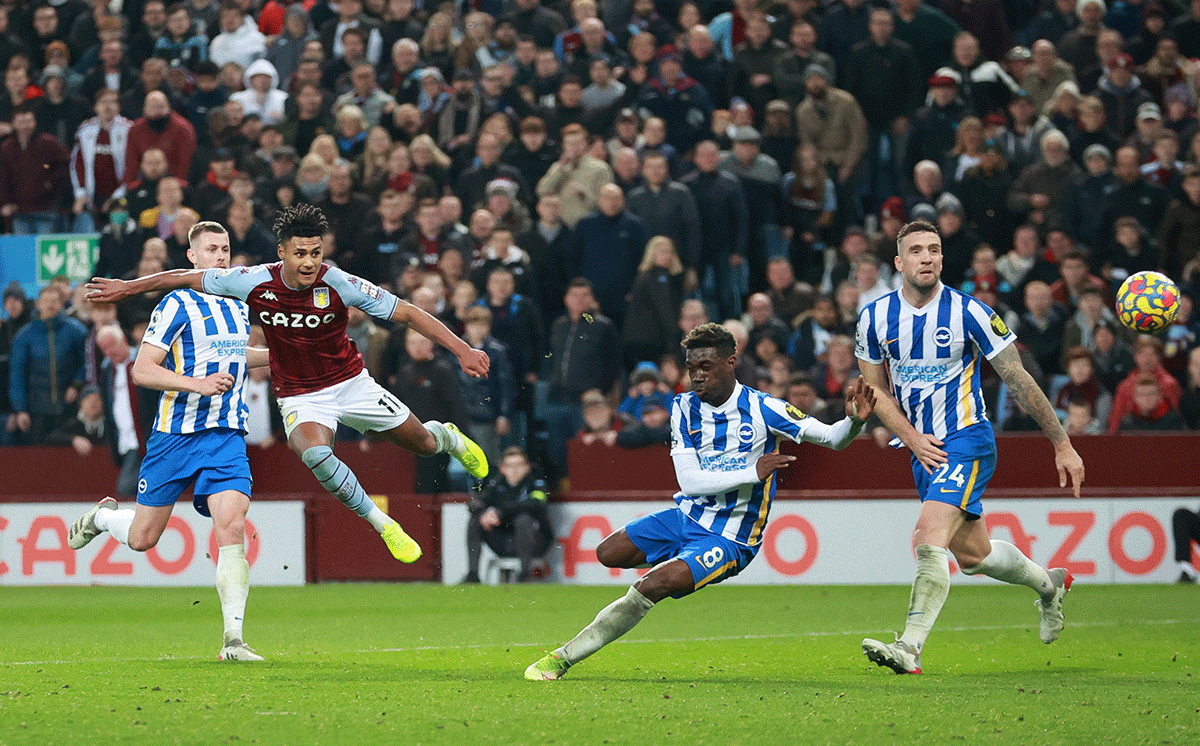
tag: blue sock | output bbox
[301,445,373,519]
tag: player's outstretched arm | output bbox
[391,298,490,378]
[989,344,1085,497]
[86,270,206,304]
[859,359,948,473]
[131,343,234,396]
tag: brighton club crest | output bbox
[313,287,330,309]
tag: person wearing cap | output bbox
[637,45,714,155]
[264,4,316,92]
[795,63,868,230]
[720,124,784,286]
[905,68,968,183]
[1157,164,1200,279]
[1126,100,1166,163]
[955,136,1014,250]
[71,88,133,228]
[992,88,1055,173]
[1061,141,1113,250]
[772,21,835,108]
[893,0,963,81]
[845,6,923,208]
[1096,51,1154,141]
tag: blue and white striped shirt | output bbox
[669,383,820,547]
[855,283,1015,441]
[142,289,252,434]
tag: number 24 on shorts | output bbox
[932,463,968,488]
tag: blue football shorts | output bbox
[910,422,997,520]
[625,508,758,598]
[138,428,252,517]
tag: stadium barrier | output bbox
[3,434,1198,585]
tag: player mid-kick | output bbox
[87,205,491,562]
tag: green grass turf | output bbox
[0,583,1196,746]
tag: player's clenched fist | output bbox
[194,372,235,396]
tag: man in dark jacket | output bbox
[461,446,554,583]
[567,183,648,328]
[682,140,750,319]
[844,7,923,209]
[517,194,572,324]
[719,126,784,294]
[460,305,517,467]
[456,133,531,212]
[545,278,619,477]
[393,327,469,493]
[0,105,71,234]
[636,47,713,156]
[7,286,88,444]
[626,151,702,271]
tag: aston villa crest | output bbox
[313,287,330,309]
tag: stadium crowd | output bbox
[3,0,1200,485]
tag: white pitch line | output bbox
[5,617,1196,667]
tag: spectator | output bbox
[819,0,870,86]
[460,305,517,466]
[809,334,858,416]
[536,122,613,228]
[504,117,559,206]
[956,138,1015,251]
[393,327,468,493]
[1067,95,1119,165]
[1157,164,1200,279]
[317,159,374,260]
[1181,345,1200,429]
[745,292,792,365]
[1062,284,1119,351]
[8,286,88,445]
[610,145,643,194]
[504,0,568,51]
[81,39,139,107]
[480,265,542,388]
[1103,215,1157,286]
[1062,142,1115,252]
[1019,0,1079,47]
[1097,53,1153,142]
[1089,318,1136,392]
[637,45,713,155]
[844,7,923,208]
[996,90,1056,174]
[209,2,266,70]
[894,0,962,80]
[1118,373,1186,430]
[0,105,71,234]
[684,25,731,110]
[997,224,1061,306]
[627,151,702,274]
[618,363,670,420]
[154,4,208,71]
[616,396,672,448]
[38,63,88,149]
[720,126,784,294]
[933,192,980,287]
[785,372,834,423]
[794,64,867,239]
[70,89,131,229]
[906,69,969,183]
[1017,280,1067,375]
[1126,101,1166,164]
[125,91,198,186]
[517,194,572,324]
[1100,146,1168,242]
[568,183,648,327]
[577,389,622,445]
[1057,0,1105,76]
[682,141,750,320]
[457,133,530,213]
[95,324,157,496]
[545,279,619,477]
[1056,345,1113,422]
[1049,249,1106,313]
[225,200,274,263]
[730,12,789,121]
[461,446,554,583]
[1107,334,1182,432]
[622,236,684,371]
[320,0,383,67]
[1023,40,1076,113]
[44,385,105,456]
[229,59,287,128]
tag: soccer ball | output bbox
[1115,271,1180,334]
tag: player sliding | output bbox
[86,204,491,564]
[70,221,267,660]
[855,219,1085,675]
[526,322,876,680]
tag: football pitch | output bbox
[1,583,1196,746]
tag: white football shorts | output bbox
[278,369,411,437]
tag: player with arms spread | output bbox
[855,220,1085,675]
[525,322,876,680]
[69,221,268,661]
[87,205,491,562]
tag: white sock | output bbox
[216,544,250,644]
[93,508,134,546]
[962,540,1054,599]
[423,420,463,456]
[557,587,655,666]
[899,544,951,653]
[366,504,392,532]
[1178,561,1198,579]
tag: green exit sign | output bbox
[37,234,99,284]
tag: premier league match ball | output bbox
[1115,271,1180,334]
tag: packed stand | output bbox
[3,0,1200,484]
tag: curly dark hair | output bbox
[273,204,329,245]
[682,322,736,358]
